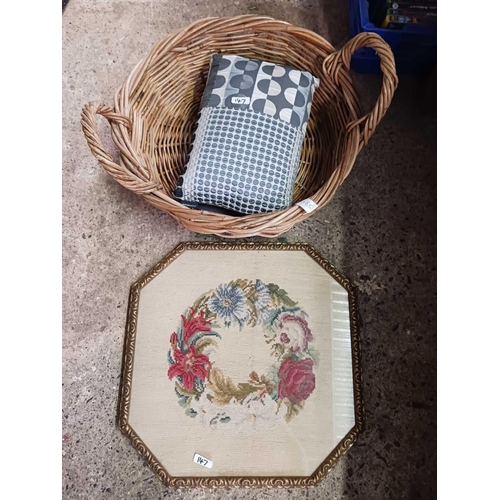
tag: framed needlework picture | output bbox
[118,242,362,488]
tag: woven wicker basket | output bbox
[81,15,397,238]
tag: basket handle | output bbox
[81,102,159,194]
[323,32,398,147]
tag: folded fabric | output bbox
[174,54,319,215]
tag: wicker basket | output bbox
[81,15,397,238]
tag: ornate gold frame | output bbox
[118,242,363,488]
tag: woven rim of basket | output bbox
[81,15,398,237]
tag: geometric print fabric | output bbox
[201,54,319,134]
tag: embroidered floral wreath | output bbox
[167,279,318,429]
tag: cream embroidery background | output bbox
[128,250,354,477]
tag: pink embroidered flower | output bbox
[277,312,313,352]
[181,308,211,344]
[168,346,211,391]
[278,358,315,404]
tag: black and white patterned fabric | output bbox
[174,55,319,215]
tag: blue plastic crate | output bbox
[348,0,437,74]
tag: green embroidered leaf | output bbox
[178,398,189,408]
[238,382,262,393]
[175,381,200,398]
[205,310,217,323]
[185,408,198,418]
[306,345,320,365]
[207,367,261,405]
[291,350,311,361]
[281,352,300,362]
[194,378,205,394]
[189,331,221,346]
[246,287,258,303]
[268,283,298,308]
[253,373,275,395]
[220,416,231,423]
[191,292,212,315]
[283,398,305,422]
[229,278,251,290]
[246,297,258,327]
[235,316,247,331]
[267,363,281,385]
[272,343,285,358]
[276,398,283,415]
[167,349,175,365]
[195,337,218,353]
[174,388,190,408]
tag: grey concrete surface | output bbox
[62,1,436,498]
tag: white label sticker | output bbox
[296,198,318,213]
[231,96,250,105]
[193,453,213,469]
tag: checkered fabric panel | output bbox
[180,108,305,214]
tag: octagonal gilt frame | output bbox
[117,242,363,488]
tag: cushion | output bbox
[173,54,319,215]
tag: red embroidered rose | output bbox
[181,308,211,344]
[277,312,313,352]
[168,346,211,391]
[278,358,315,404]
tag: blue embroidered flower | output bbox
[208,284,247,324]
[254,279,270,310]
[254,279,271,324]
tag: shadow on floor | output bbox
[318,2,436,497]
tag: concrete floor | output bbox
[62,1,436,498]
